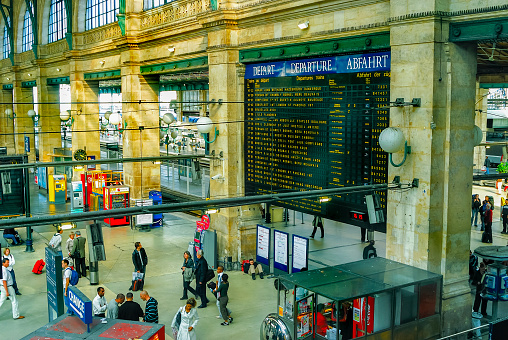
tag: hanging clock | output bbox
[74,149,87,161]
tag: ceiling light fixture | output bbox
[298,21,309,30]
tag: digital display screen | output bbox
[244,52,389,231]
[349,211,367,222]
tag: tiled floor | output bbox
[1,184,507,339]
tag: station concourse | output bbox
[1,0,508,339]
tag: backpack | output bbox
[69,268,79,286]
[49,233,60,248]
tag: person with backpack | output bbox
[472,194,481,227]
[362,240,377,259]
[49,229,63,256]
[483,203,493,243]
[62,259,79,297]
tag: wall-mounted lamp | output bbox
[59,222,76,230]
[298,21,309,30]
[104,110,112,120]
[196,116,219,143]
[168,47,175,53]
[6,77,9,80]
[162,113,175,124]
[152,160,161,165]
[56,68,61,72]
[205,208,219,214]
[5,108,14,119]
[379,127,411,167]
[27,73,31,77]
[27,109,37,122]
[60,110,71,121]
[108,112,122,125]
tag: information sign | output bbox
[274,230,289,273]
[244,52,390,231]
[67,286,93,330]
[24,136,30,153]
[45,247,64,321]
[292,235,309,272]
[256,224,270,266]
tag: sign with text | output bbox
[45,247,64,321]
[292,235,309,273]
[256,224,270,266]
[24,136,30,153]
[274,230,289,273]
[244,52,390,232]
[67,286,93,327]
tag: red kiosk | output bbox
[103,185,130,226]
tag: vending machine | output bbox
[70,181,83,210]
[103,185,130,226]
[149,190,163,227]
[49,174,67,203]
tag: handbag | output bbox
[183,267,195,282]
[175,308,182,329]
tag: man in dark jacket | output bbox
[118,292,144,321]
[71,231,87,278]
[194,249,209,308]
[132,242,148,286]
[471,194,481,227]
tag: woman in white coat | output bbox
[171,297,199,340]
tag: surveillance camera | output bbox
[211,174,222,180]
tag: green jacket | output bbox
[71,236,86,258]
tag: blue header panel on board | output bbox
[244,51,391,79]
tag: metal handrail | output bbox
[436,324,490,340]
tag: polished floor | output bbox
[1,184,507,339]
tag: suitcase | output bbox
[481,231,492,243]
[32,259,45,274]
[131,279,144,291]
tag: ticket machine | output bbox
[70,181,83,210]
[49,174,67,204]
[103,185,130,226]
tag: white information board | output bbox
[292,235,309,272]
[135,199,153,226]
[256,225,270,265]
[274,230,289,272]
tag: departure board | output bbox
[244,52,390,231]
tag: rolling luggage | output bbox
[32,259,45,274]
[481,231,492,243]
[131,279,143,291]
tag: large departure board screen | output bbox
[244,51,390,231]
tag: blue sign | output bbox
[24,136,30,153]
[45,247,64,321]
[244,51,391,79]
[67,286,93,327]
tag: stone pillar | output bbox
[13,82,35,162]
[121,49,160,200]
[474,84,488,171]
[37,78,62,174]
[70,67,101,180]
[206,22,261,262]
[0,89,15,153]
[387,15,477,336]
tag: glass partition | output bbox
[395,285,418,325]
[419,281,440,319]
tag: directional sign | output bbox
[67,286,93,327]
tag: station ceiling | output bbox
[477,41,508,76]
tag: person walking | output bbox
[214,273,232,326]
[0,258,25,319]
[214,266,232,320]
[171,297,199,340]
[472,194,481,227]
[181,251,197,300]
[132,242,148,288]
[473,262,489,317]
[71,231,87,278]
[310,215,324,238]
[480,199,488,231]
[65,232,75,267]
[140,290,158,323]
[483,203,493,243]
[484,156,491,175]
[502,200,508,234]
[107,293,125,319]
[118,292,144,321]
[194,250,209,308]
[92,287,107,317]
[2,248,21,295]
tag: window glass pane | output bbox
[22,2,34,52]
[419,282,439,319]
[395,285,418,325]
[370,292,392,333]
[315,295,333,339]
[86,0,119,30]
[145,0,173,10]
[49,0,67,43]
[3,18,10,59]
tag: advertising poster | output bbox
[256,224,270,266]
[274,230,289,272]
[292,235,309,273]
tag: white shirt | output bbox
[93,294,107,315]
[2,254,15,271]
[1,266,13,286]
[66,238,74,256]
[63,267,71,292]
[217,272,224,298]
[51,233,62,251]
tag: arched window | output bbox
[85,0,120,31]
[49,0,67,43]
[3,17,10,59]
[22,1,34,52]
[144,0,174,10]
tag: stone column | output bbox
[474,85,488,171]
[121,49,160,200]
[387,15,477,336]
[0,89,15,153]
[70,66,101,180]
[206,23,262,262]
[37,78,62,175]
[13,82,35,162]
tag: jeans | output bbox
[486,167,490,175]
[3,234,19,245]
[183,278,197,298]
[9,269,20,294]
[471,208,479,226]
